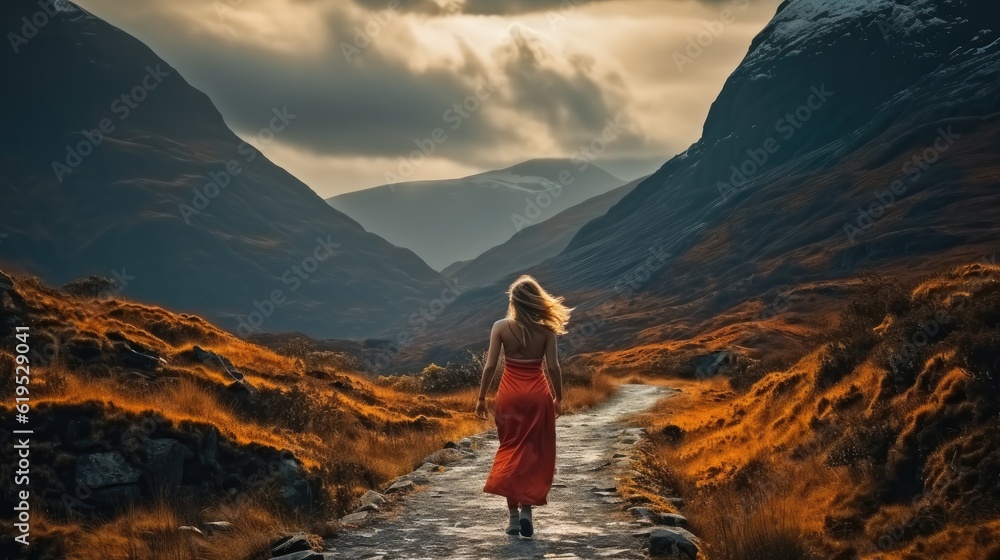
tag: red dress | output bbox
[482,355,556,506]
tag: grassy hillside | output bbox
[618,263,1000,559]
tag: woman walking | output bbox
[475,275,572,537]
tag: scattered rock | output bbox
[203,521,234,535]
[76,451,141,487]
[271,533,314,556]
[458,437,473,448]
[421,448,464,466]
[691,350,732,378]
[341,511,372,525]
[179,525,204,537]
[414,462,445,474]
[629,506,658,520]
[142,438,192,492]
[660,513,688,527]
[116,342,165,371]
[386,480,416,494]
[667,497,686,508]
[591,486,617,493]
[356,503,379,513]
[443,441,458,449]
[191,345,244,381]
[649,527,700,559]
[360,490,387,507]
[613,453,628,458]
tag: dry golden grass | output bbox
[618,265,1000,560]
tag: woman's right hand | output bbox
[475,398,489,419]
[552,397,562,418]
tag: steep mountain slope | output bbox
[0,0,444,339]
[444,176,645,288]
[395,0,1000,369]
[327,159,627,270]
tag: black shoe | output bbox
[519,516,534,537]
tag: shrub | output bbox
[63,275,120,299]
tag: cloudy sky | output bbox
[76,0,783,197]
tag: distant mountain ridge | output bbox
[443,175,646,288]
[327,159,627,270]
[0,0,445,339]
[393,0,1000,369]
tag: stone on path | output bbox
[421,448,465,466]
[360,490,386,506]
[648,527,700,559]
[385,479,415,494]
[341,511,372,525]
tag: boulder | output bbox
[143,438,191,492]
[272,533,314,556]
[629,506,659,521]
[649,527,700,559]
[386,480,415,494]
[280,478,314,510]
[116,342,164,371]
[360,490,387,506]
[691,350,732,378]
[75,452,141,488]
[660,513,688,527]
[356,503,379,513]
[341,511,372,525]
[192,345,244,381]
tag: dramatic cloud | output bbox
[74,0,783,195]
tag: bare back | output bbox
[500,318,549,360]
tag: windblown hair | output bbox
[506,275,573,339]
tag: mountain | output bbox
[326,159,627,270]
[0,0,445,339]
[443,176,645,288]
[393,0,1000,369]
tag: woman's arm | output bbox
[475,321,503,417]
[545,330,563,402]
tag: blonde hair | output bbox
[506,275,573,340]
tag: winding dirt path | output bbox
[324,384,676,559]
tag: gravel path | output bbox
[324,384,676,559]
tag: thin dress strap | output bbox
[507,321,524,352]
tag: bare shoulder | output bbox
[492,318,508,331]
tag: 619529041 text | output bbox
[12,326,33,547]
